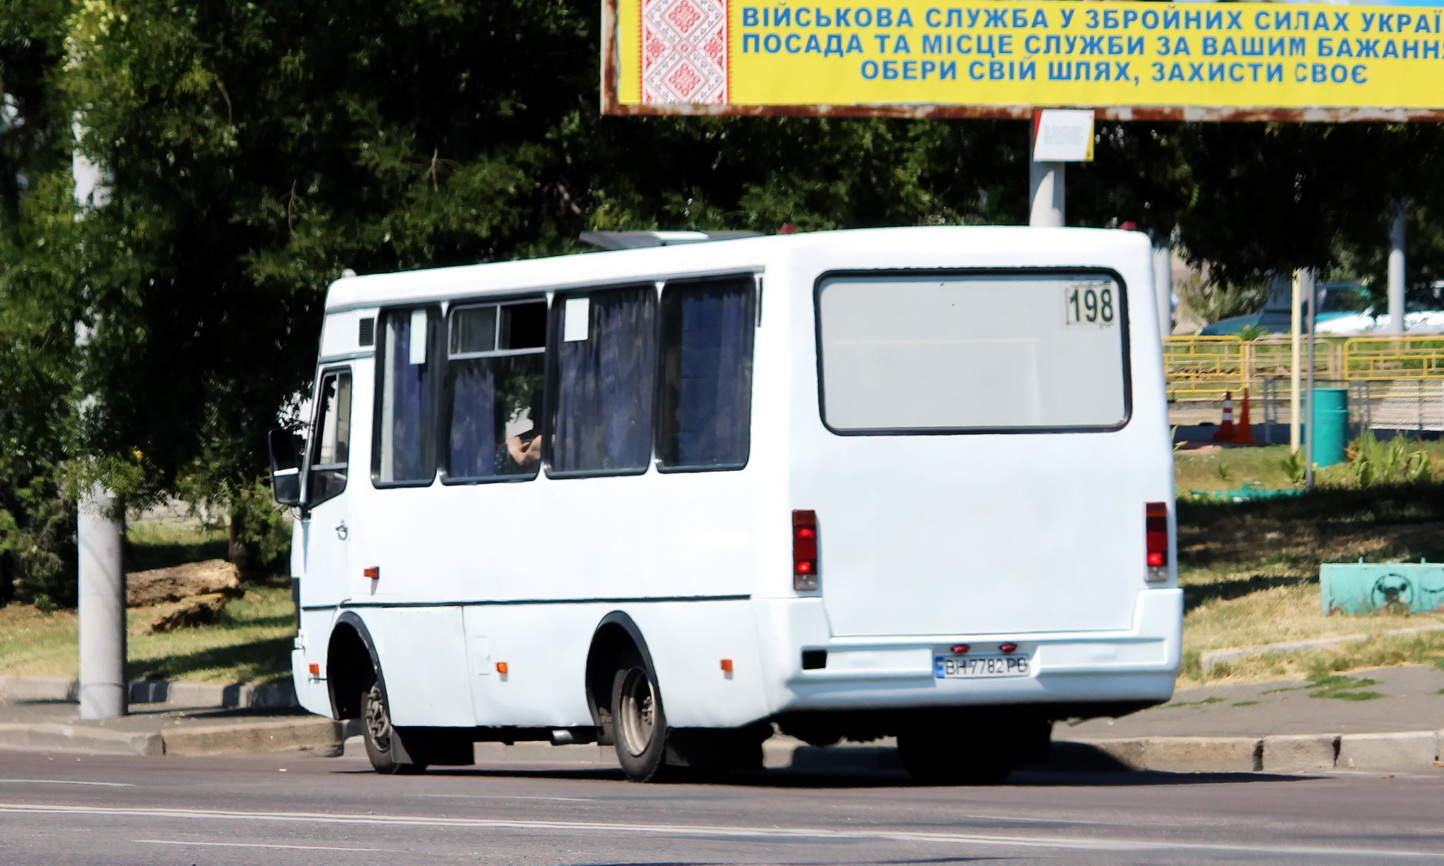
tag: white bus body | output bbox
[276,226,1181,782]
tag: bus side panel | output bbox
[367,606,475,728]
[624,601,772,729]
[462,604,596,728]
[292,608,337,719]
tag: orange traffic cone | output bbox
[1230,388,1256,445]
[1213,392,1236,442]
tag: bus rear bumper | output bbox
[766,588,1182,716]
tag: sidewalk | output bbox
[3,666,1441,775]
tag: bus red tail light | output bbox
[793,510,819,592]
[1145,501,1169,582]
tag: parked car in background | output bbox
[1200,282,1367,336]
[1202,281,1444,336]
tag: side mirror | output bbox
[268,427,304,507]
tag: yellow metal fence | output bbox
[1162,335,1444,401]
[1341,336,1444,381]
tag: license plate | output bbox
[934,654,1031,679]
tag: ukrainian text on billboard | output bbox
[612,0,1444,112]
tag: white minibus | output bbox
[269,225,1181,783]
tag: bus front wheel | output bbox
[361,680,427,775]
[611,650,669,782]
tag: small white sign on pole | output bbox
[1032,110,1095,163]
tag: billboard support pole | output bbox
[1389,201,1407,333]
[1028,120,1065,227]
[1303,269,1317,489]
[1290,271,1303,453]
[73,117,127,721]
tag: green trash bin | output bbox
[1311,387,1349,467]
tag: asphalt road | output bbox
[1,750,1441,865]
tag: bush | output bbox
[0,470,78,607]
[1346,431,1433,487]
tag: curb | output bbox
[1201,624,1444,670]
[0,722,165,757]
[1074,732,1444,774]
[0,717,345,758]
[0,675,298,709]
[163,718,347,757]
[5,723,1443,773]
[3,677,1440,773]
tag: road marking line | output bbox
[420,794,593,802]
[0,779,134,788]
[0,802,1434,859]
[137,839,385,852]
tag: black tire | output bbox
[361,679,427,775]
[897,726,1017,786]
[611,649,670,782]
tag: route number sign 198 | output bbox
[1065,282,1116,327]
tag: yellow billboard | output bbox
[601,0,1444,120]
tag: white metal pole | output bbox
[1293,271,1305,450]
[1303,269,1317,489]
[1152,241,1173,337]
[77,484,125,718]
[1388,201,1407,333]
[1028,121,1065,227]
[73,117,127,720]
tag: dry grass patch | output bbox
[0,583,294,684]
[1177,484,1444,685]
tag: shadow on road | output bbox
[335,764,1318,790]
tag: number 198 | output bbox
[1068,285,1115,325]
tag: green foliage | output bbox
[0,2,82,606]
[1280,449,1308,486]
[6,1,1444,610]
[1346,431,1433,487]
[1306,672,1385,701]
[225,478,294,579]
[1177,277,1269,326]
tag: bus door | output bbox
[300,366,354,608]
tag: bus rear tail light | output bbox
[793,510,819,592]
[1145,502,1169,582]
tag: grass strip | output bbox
[0,582,293,684]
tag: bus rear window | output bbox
[816,272,1129,433]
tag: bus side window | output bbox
[308,369,352,506]
[549,286,656,477]
[445,299,547,482]
[374,307,440,486]
[656,276,755,472]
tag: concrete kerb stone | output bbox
[1201,624,1444,671]
[162,717,346,756]
[1337,731,1440,772]
[1054,738,1149,771]
[0,676,79,702]
[1262,734,1339,772]
[0,676,298,710]
[0,722,164,757]
[1139,736,1263,773]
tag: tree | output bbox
[8,0,1444,600]
[0,0,81,605]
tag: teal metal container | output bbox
[1320,562,1444,614]
[1311,387,1349,468]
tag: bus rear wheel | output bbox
[611,650,669,782]
[361,680,426,775]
